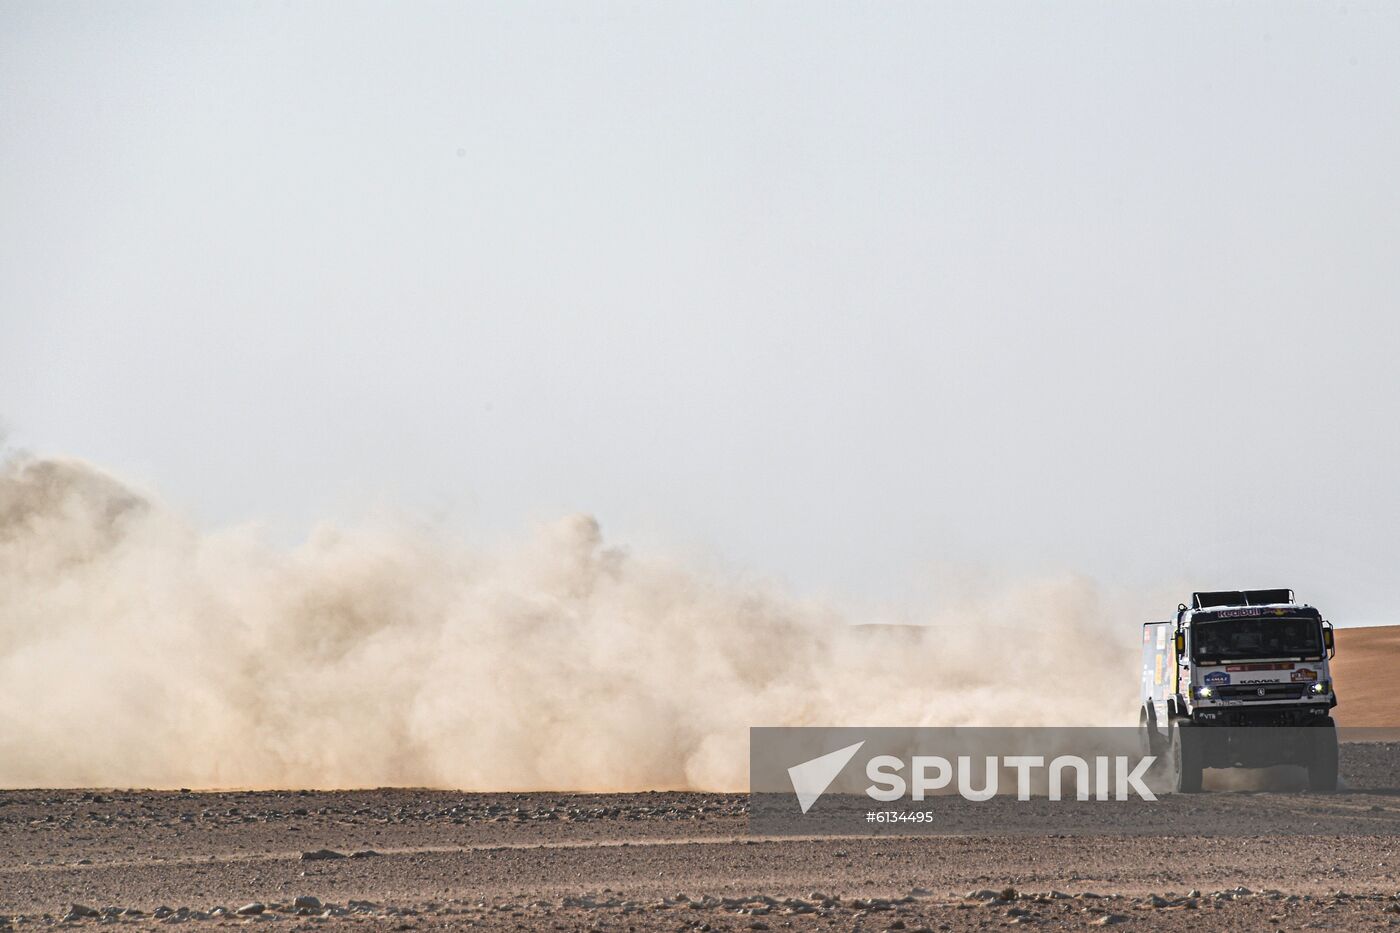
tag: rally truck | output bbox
[1139,588,1338,793]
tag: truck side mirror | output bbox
[1323,623,1334,657]
[1174,631,1186,656]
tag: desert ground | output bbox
[1333,624,1400,728]
[2,626,1397,930]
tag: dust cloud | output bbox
[0,453,1141,791]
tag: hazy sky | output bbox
[3,2,1399,623]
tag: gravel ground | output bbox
[3,747,1400,929]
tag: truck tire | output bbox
[1171,722,1203,793]
[1139,706,1163,757]
[1307,722,1339,793]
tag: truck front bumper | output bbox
[1191,701,1335,727]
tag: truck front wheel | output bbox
[1171,722,1203,793]
[1307,722,1339,793]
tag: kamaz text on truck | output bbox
[1140,588,1338,793]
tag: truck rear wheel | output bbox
[1139,706,1163,757]
[1171,722,1203,793]
[1307,722,1339,793]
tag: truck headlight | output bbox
[1194,686,1214,699]
[1309,680,1330,695]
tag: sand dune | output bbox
[1332,624,1400,727]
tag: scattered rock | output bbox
[293,895,323,913]
[235,903,265,916]
[350,849,381,859]
[300,849,346,861]
[63,904,99,921]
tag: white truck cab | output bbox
[1140,588,1338,792]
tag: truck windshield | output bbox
[1192,618,1323,662]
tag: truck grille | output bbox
[1215,684,1309,701]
